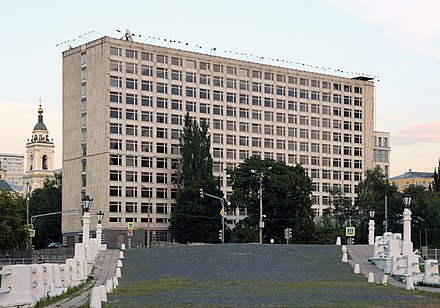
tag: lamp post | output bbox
[251,166,272,244]
[81,195,93,246]
[96,210,104,250]
[368,209,375,245]
[402,195,412,255]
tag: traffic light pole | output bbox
[199,190,226,244]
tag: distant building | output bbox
[373,131,390,178]
[0,153,24,188]
[389,169,434,191]
[23,105,55,193]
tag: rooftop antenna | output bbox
[124,29,134,42]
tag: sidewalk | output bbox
[47,249,119,307]
[346,245,440,292]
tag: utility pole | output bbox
[251,167,272,244]
[199,189,227,244]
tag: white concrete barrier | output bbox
[0,265,35,306]
[121,244,126,250]
[382,274,389,285]
[90,286,102,308]
[368,272,374,283]
[99,285,107,302]
[32,264,46,299]
[406,277,414,290]
[119,250,125,259]
[106,279,113,293]
[117,259,123,268]
[113,276,119,289]
[116,267,122,278]
[336,237,341,245]
[354,264,360,274]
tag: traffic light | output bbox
[284,228,289,239]
[289,228,292,239]
[219,229,223,241]
[199,188,204,198]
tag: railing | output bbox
[0,248,75,265]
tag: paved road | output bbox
[47,249,119,307]
[105,244,440,307]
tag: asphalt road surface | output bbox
[105,244,440,307]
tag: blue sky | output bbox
[1,0,439,176]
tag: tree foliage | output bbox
[355,167,403,243]
[228,156,314,243]
[169,114,223,243]
[29,174,62,249]
[0,190,28,249]
[434,160,440,193]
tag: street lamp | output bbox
[368,209,375,245]
[81,195,93,245]
[251,166,272,244]
[403,195,412,208]
[96,210,104,250]
[402,195,413,255]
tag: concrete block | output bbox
[354,264,360,274]
[90,286,102,308]
[368,272,374,283]
[406,277,414,290]
[336,237,341,245]
[106,279,113,293]
[116,267,122,278]
[0,265,35,306]
[342,252,348,263]
[113,276,119,289]
[119,250,125,259]
[32,264,46,299]
[117,259,123,268]
[121,243,126,250]
[99,285,107,302]
[382,274,389,285]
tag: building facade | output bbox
[62,36,377,248]
[0,153,24,188]
[373,131,390,178]
[389,170,433,191]
[23,105,55,193]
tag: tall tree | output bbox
[433,160,440,193]
[169,114,223,243]
[0,190,28,249]
[29,174,62,249]
[228,156,315,243]
[355,167,402,243]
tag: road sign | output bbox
[29,229,35,237]
[346,227,355,237]
[128,222,134,230]
[220,208,225,217]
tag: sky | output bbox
[0,0,439,176]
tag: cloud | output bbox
[326,0,440,59]
[392,122,440,145]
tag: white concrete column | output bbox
[82,212,91,246]
[96,223,102,251]
[368,219,375,245]
[402,208,413,255]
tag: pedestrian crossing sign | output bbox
[346,227,355,237]
[128,222,134,230]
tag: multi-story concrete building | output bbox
[373,131,390,178]
[389,170,433,191]
[62,36,378,248]
[0,153,24,188]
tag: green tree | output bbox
[169,114,223,243]
[433,160,440,193]
[29,174,62,249]
[355,167,402,243]
[0,190,28,249]
[313,214,344,244]
[228,156,314,243]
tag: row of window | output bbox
[109,201,170,214]
[110,75,363,105]
[110,107,364,130]
[109,47,363,94]
[110,122,363,144]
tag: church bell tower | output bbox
[24,104,55,192]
